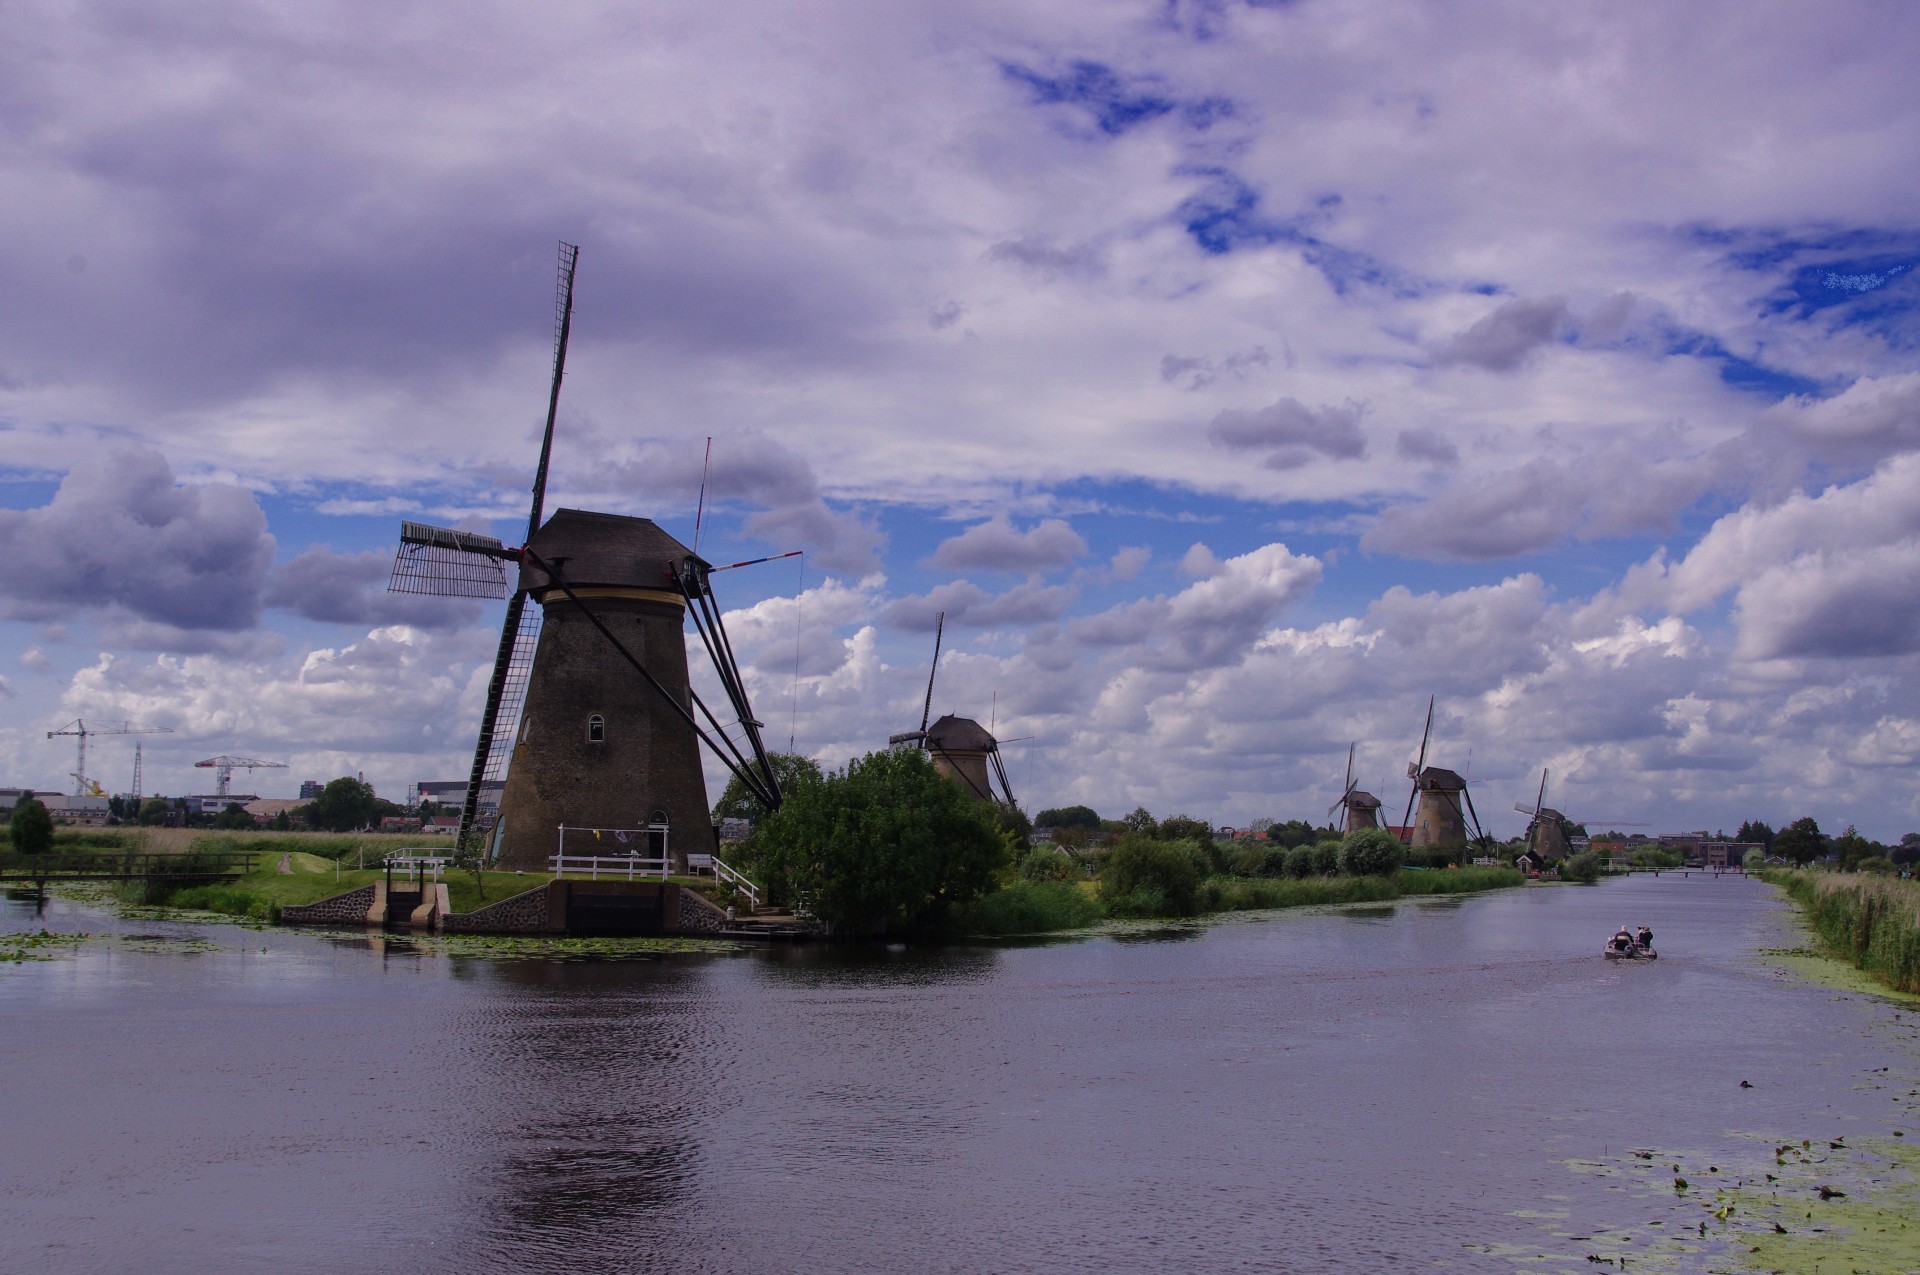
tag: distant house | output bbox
[423,816,461,835]
[379,816,418,832]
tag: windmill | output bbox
[1397,697,1487,848]
[1513,768,1571,860]
[385,242,783,871]
[1326,742,1383,833]
[887,612,1018,805]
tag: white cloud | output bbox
[929,515,1088,573]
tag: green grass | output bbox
[1763,869,1920,995]
[1199,866,1524,914]
[954,865,1525,934]
[956,880,1104,935]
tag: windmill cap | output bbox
[924,714,996,752]
[519,508,702,592]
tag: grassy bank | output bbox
[1762,868,1920,994]
[127,855,559,922]
[958,866,1524,936]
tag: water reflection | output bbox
[2,875,1914,1275]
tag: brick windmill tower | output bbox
[386,244,784,871]
[1397,697,1486,848]
[1513,768,1571,859]
[887,613,1019,805]
[1327,742,1383,832]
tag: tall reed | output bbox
[1769,870,1920,995]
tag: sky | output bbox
[4,0,1920,840]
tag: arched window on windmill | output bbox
[587,714,605,743]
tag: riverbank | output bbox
[1760,869,1920,995]
[959,865,1525,936]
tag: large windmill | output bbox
[387,243,783,871]
[1397,697,1487,848]
[1513,768,1571,860]
[886,612,1018,805]
[1326,743,1382,833]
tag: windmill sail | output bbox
[388,523,512,598]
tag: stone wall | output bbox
[678,886,730,934]
[441,884,553,934]
[280,883,379,926]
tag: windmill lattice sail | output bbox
[388,522,512,599]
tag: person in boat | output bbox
[1636,924,1654,950]
[1610,924,1636,953]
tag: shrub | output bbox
[1309,840,1341,876]
[1284,846,1316,879]
[957,880,1102,934]
[755,748,1006,933]
[1019,847,1078,882]
[1560,851,1603,883]
[1339,828,1404,877]
[7,799,54,858]
[1099,834,1201,917]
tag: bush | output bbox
[1339,828,1404,877]
[7,799,53,858]
[754,747,1006,934]
[1019,847,1078,882]
[1232,843,1291,878]
[1310,840,1341,876]
[1098,834,1201,917]
[1284,846,1316,879]
[957,881,1102,934]
[1560,851,1603,883]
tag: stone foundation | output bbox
[280,883,381,927]
[441,884,551,934]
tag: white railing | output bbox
[549,853,670,880]
[384,852,452,880]
[556,822,668,876]
[711,854,761,909]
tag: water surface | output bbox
[3,875,1914,1273]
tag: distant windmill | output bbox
[1326,743,1382,833]
[887,612,1018,805]
[1513,768,1570,859]
[385,242,784,871]
[1397,697,1487,848]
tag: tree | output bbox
[1098,833,1201,916]
[1155,814,1212,843]
[1119,807,1158,837]
[1736,819,1776,847]
[307,777,381,833]
[1893,834,1920,868]
[8,798,54,858]
[711,753,825,824]
[1832,826,1882,872]
[992,801,1033,851]
[1035,805,1100,830]
[1772,817,1827,866]
[213,802,255,830]
[1339,827,1404,876]
[755,748,1005,933]
[138,797,172,826]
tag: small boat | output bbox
[1603,939,1658,960]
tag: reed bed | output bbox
[1768,870,1920,995]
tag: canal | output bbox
[2,873,1915,1273]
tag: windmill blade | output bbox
[1460,785,1488,846]
[456,595,543,850]
[1535,767,1549,815]
[1514,802,1539,816]
[919,612,945,736]
[1413,696,1434,776]
[524,241,579,541]
[388,522,512,598]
